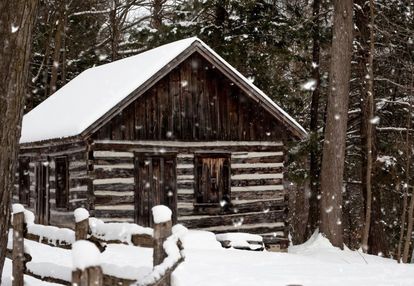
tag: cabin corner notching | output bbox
[15,37,307,246]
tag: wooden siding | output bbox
[89,141,288,239]
[15,142,90,228]
[92,150,136,222]
[92,53,292,142]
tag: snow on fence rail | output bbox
[9,204,185,286]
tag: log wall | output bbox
[92,149,135,222]
[90,141,288,241]
[14,141,90,228]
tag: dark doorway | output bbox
[194,152,231,208]
[35,161,49,224]
[134,152,177,227]
[55,156,69,209]
[18,158,30,205]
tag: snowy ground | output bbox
[2,259,61,286]
[2,229,414,285]
[174,231,414,286]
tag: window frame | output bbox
[193,151,231,209]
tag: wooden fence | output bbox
[9,205,184,286]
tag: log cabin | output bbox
[14,37,307,246]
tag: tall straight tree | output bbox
[307,0,322,236]
[0,0,38,278]
[319,0,353,248]
[402,73,413,263]
[355,0,388,256]
[355,0,375,252]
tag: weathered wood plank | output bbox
[102,274,135,286]
[199,222,286,235]
[93,183,135,192]
[92,141,283,152]
[92,168,134,179]
[95,195,135,205]
[231,179,283,187]
[75,218,89,240]
[25,233,72,249]
[177,198,286,216]
[93,158,133,165]
[94,209,134,219]
[178,210,286,229]
[232,189,286,200]
[231,155,284,164]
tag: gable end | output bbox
[83,42,306,141]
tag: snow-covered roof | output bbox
[20,37,307,144]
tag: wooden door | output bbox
[135,153,177,227]
[194,152,231,207]
[35,162,49,224]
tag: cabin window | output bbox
[194,152,231,207]
[18,158,30,205]
[55,156,69,209]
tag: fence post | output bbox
[152,206,173,286]
[72,266,103,286]
[71,240,103,286]
[131,233,153,248]
[153,220,172,266]
[74,208,90,241]
[12,210,25,286]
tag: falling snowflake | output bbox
[301,79,317,91]
[370,116,380,124]
[232,217,244,227]
[11,24,19,33]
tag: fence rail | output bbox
[9,204,184,286]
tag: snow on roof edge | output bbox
[20,37,197,144]
[20,36,307,144]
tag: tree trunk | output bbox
[110,0,120,61]
[212,0,228,48]
[355,0,389,257]
[368,182,389,256]
[49,0,67,95]
[152,0,164,30]
[307,0,322,237]
[319,0,353,248]
[0,0,38,279]
[402,72,413,263]
[42,13,58,101]
[397,181,408,261]
[355,0,375,253]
